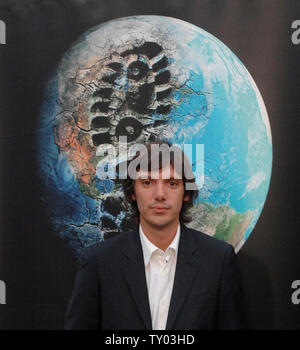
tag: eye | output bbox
[169,181,178,187]
[142,180,152,187]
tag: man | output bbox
[64,141,242,330]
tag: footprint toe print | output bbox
[89,41,173,147]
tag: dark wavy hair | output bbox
[122,140,199,224]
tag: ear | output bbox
[131,193,136,201]
[183,193,190,202]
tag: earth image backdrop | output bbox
[37,16,272,257]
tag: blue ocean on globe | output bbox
[37,16,272,256]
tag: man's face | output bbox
[131,164,190,229]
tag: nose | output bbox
[154,181,166,201]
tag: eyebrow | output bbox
[136,176,183,181]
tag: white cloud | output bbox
[239,171,267,199]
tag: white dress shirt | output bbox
[139,223,180,330]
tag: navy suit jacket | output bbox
[64,224,242,330]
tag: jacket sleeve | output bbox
[64,246,101,330]
[217,244,243,330]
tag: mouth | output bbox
[151,207,170,213]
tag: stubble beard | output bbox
[140,210,180,231]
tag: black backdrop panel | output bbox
[0,0,299,329]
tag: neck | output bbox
[139,218,179,251]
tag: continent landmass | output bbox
[187,202,253,249]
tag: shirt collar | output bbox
[139,223,181,267]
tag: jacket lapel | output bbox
[121,226,152,330]
[166,224,203,330]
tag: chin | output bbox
[146,215,177,228]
